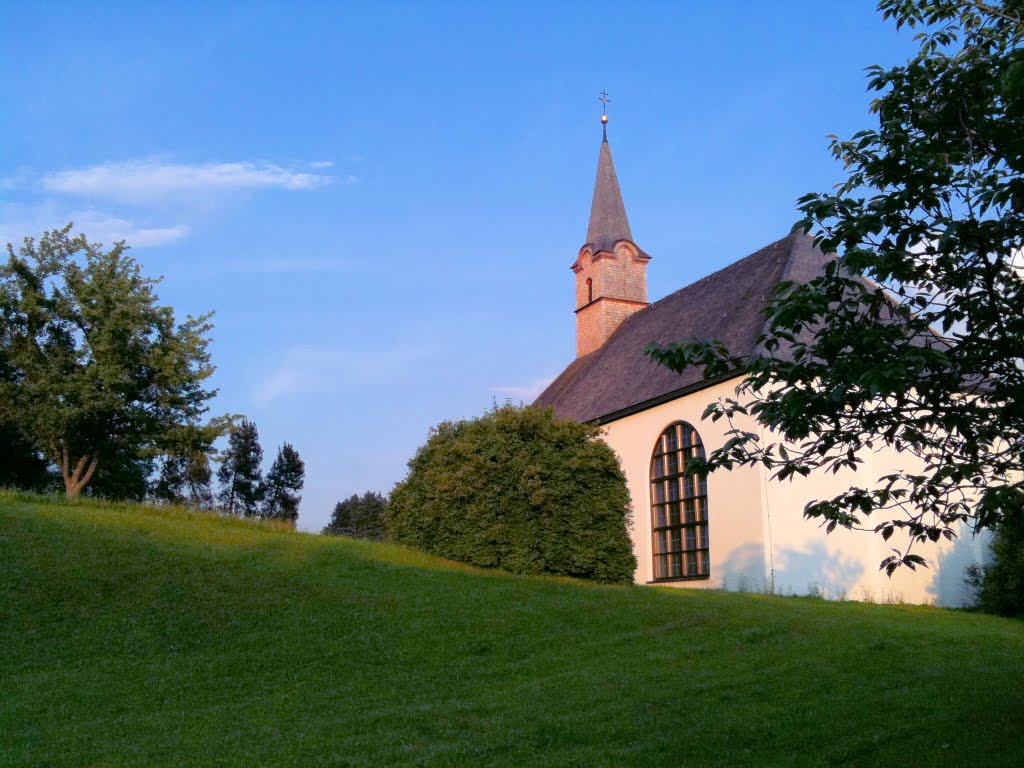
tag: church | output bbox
[534,117,986,606]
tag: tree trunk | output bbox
[57,447,100,498]
[226,469,236,515]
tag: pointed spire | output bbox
[586,127,633,252]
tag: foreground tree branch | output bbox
[648,0,1024,572]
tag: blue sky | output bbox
[1,1,917,531]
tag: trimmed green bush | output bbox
[387,405,636,583]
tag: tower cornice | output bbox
[571,240,651,272]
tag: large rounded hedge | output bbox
[387,405,636,583]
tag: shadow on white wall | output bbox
[927,522,993,608]
[718,540,865,599]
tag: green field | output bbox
[2,490,1022,767]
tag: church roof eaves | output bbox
[590,370,743,426]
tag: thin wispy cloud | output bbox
[38,160,343,203]
[254,342,438,407]
[492,377,553,401]
[2,156,349,247]
[0,203,188,249]
[70,211,190,247]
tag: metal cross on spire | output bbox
[597,90,611,140]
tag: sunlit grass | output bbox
[2,490,1022,767]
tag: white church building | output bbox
[535,121,987,606]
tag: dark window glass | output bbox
[681,423,694,447]
[684,498,696,524]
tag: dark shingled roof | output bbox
[534,231,833,423]
[585,135,633,253]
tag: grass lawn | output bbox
[1,489,1022,767]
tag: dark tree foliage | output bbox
[83,448,153,502]
[153,455,186,504]
[966,497,1024,617]
[183,453,214,508]
[647,0,1024,574]
[263,443,305,524]
[217,420,264,517]
[324,491,387,540]
[0,423,56,491]
[0,225,226,498]
[153,452,214,508]
[388,404,636,584]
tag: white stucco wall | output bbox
[600,377,990,606]
[761,442,989,606]
[600,379,770,590]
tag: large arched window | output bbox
[650,421,710,581]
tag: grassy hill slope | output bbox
[2,490,1023,767]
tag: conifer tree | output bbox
[155,451,214,508]
[183,453,214,509]
[217,420,264,516]
[324,498,355,537]
[262,443,305,524]
[323,492,387,540]
[154,455,187,504]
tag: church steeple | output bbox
[571,97,651,358]
[586,133,633,253]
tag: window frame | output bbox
[649,421,711,583]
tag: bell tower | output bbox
[571,95,651,357]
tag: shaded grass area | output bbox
[1,490,1022,767]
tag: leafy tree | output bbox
[0,225,224,498]
[1,341,54,490]
[263,442,305,524]
[323,491,387,540]
[388,404,636,584]
[218,419,264,516]
[647,0,1024,573]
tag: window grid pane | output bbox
[650,421,710,581]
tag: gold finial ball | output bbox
[601,114,609,124]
